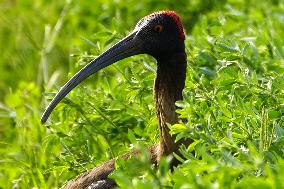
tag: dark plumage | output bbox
[41,11,191,189]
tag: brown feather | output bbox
[63,52,192,189]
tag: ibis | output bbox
[41,11,191,189]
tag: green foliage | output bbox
[0,0,284,188]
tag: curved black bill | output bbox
[41,31,142,123]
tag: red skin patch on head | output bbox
[147,11,185,40]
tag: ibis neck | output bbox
[154,52,187,156]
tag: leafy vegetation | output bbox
[1,0,284,188]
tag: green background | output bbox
[0,0,284,188]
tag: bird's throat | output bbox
[154,52,187,158]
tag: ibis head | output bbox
[41,11,185,123]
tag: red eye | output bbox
[154,24,164,33]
